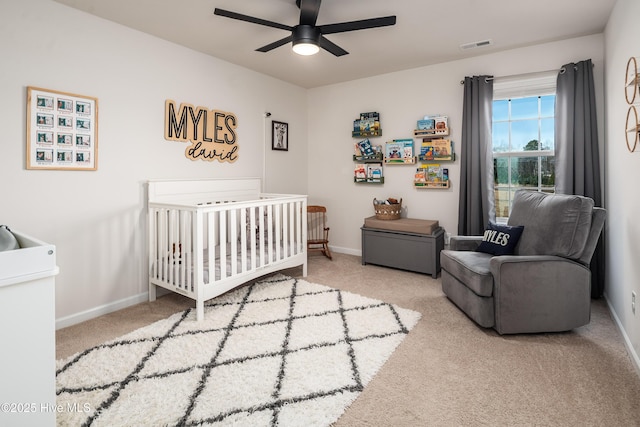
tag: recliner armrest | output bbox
[489,255,591,334]
[449,235,483,251]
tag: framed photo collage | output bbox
[26,86,98,170]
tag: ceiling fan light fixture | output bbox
[292,41,320,55]
[292,25,321,56]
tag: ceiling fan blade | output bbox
[213,8,292,32]
[256,35,293,53]
[319,16,396,35]
[298,0,321,26]
[319,36,348,57]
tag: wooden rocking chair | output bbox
[307,205,332,260]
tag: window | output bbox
[492,73,556,220]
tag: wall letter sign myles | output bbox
[164,99,238,163]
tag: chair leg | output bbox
[323,243,333,260]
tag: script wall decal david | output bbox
[164,99,238,163]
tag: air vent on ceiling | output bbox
[460,39,493,50]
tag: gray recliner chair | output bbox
[440,190,606,334]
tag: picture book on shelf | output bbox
[354,142,362,157]
[432,139,453,159]
[384,139,413,163]
[417,118,435,130]
[360,112,380,122]
[357,138,375,156]
[418,115,448,134]
[354,163,367,180]
[428,164,443,182]
[367,163,383,180]
[385,139,413,162]
[418,163,443,182]
[357,112,380,133]
[385,141,403,160]
[399,139,414,159]
[434,116,448,131]
[420,144,435,160]
[359,119,376,132]
[420,139,453,160]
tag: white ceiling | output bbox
[53,0,616,89]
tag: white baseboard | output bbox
[330,245,361,257]
[605,295,640,378]
[55,292,149,330]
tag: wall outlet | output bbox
[633,291,636,315]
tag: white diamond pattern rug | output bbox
[56,274,421,426]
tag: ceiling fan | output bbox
[213,0,396,56]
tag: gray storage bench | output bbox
[361,216,444,278]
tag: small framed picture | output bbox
[272,120,288,151]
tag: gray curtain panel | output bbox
[458,76,494,236]
[555,59,605,297]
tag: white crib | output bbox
[147,178,307,321]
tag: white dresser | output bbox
[0,231,58,427]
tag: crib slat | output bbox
[208,211,216,283]
[239,208,247,274]
[219,210,227,279]
[282,203,294,258]
[230,209,238,276]
[275,204,282,262]
[193,210,204,318]
[258,205,265,267]
[249,206,257,271]
[282,202,287,258]
[193,210,202,291]
[266,205,273,265]
[297,200,304,254]
[168,209,175,286]
[178,211,185,289]
[150,209,160,296]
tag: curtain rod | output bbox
[459,65,585,85]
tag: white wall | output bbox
[604,0,640,371]
[307,34,605,254]
[0,0,308,327]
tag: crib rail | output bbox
[148,194,307,300]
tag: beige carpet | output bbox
[57,253,640,426]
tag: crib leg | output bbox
[196,300,204,322]
[303,260,308,277]
[149,282,157,302]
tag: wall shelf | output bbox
[353,153,383,162]
[353,130,382,138]
[414,181,450,189]
[385,157,416,165]
[417,153,456,162]
[413,128,449,138]
[355,177,384,184]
